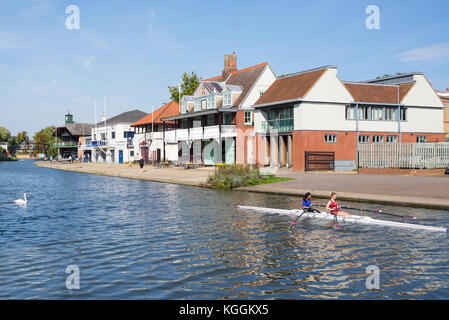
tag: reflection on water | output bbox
[0,160,448,299]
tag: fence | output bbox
[358,142,449,169]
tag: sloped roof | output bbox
[97,109,148,126]
[55,123,93,137]
[131,101,179,126]
[255,67,327,106]
[343,82,416,104]
[201,62,268,107]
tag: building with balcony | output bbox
[131,101,179,163]
[91,109,147,164]
[53,112,93,160]
[254,66,446,171]
[161,53,276,165]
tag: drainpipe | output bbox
[356,104,359,171]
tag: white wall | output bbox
[402,75,445,108]
[304,67,353,103]
[240,65,277,109]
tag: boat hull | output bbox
[238,205,446,232]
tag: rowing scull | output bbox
[237,205,446,232]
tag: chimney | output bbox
[222,52,237,80]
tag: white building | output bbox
[91,109,148,164]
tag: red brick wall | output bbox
[290,131,445,171]
[235,110,254,164]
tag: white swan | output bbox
[14,193,28,205]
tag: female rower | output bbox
[326,192,351,217]
[302,192,320,213]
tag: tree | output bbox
[7,136,18,156]
[168,72,200,103]
[0,126,11,142]
[17,131,29,144]
[33,126,57,156]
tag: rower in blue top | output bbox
[291,192,320,224]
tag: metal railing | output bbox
[261,118,294,133]
[52,141,78,148]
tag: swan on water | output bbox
[14,193,28,205]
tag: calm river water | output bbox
[0,160,448,299]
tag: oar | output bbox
[312,204,416,220]
[290,211,306,224]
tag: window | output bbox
[93,134,97,140]
[346,106,356,120]
[223,113,232,125]
[244,111,253,125]
[206,114,215,126]
[181,101,188,113]
[359,135,370,143]
[385,108,398,121]
[180,119,188,129]
[400,108,407,121]
[371,107,383,121]
[259,90,265,97]
[201,99,207,110]
[324,134,337,143]
[417,136,427,143]
[130,151,134,157]
[358,106,369,120]
[372,135,384,143]
[386,135,398,143]
[101,133,106,140]
[223,92,232,107]
[111,131,115,139]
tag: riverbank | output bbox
[34,161,449,210]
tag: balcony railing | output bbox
[203,125,220,139]
[189,127,204,140]
[52,141,78,148]
[92,140,108,147]
[176,129,189,141]
[164,130,176,143]
[221,125,236,137]
[261,118,294,133]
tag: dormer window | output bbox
[201,99,207,110]
[223,92,232,107]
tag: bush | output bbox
[207,164,262,190]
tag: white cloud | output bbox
[0,31,34,50]
[397,42,449,62]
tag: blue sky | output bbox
[1,0,448,136]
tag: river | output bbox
[0,160,448,299]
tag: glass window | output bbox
[223,92,232,107]
[359,135,370,143]
[385,108,398,121]
[371,107,384,121]
[417,136,427,143]
[244,111,253,125]
[130,151,134,157]
[400,108,407,121]
[111,131,115,139]
[358,106,369,120]
[324,134,337,143]
[386,135,397,143]
[346,106,355,120]
[207,114,215,126]
[223,113,232,125]
[372,135,384,143]
[201,99,207,110]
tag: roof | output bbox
[131,101,179,127]
[255,67,328,106]
[55,123,93,137]
[343,82,415,104]
[97,109,147,126]
[226,62,268,106]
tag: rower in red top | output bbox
[326,192,351,217]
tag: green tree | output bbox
[33,126,57,156]
[17,131,29,144]
[0,126,11,142]
[168,71,200,103]
[7,136,18,156]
